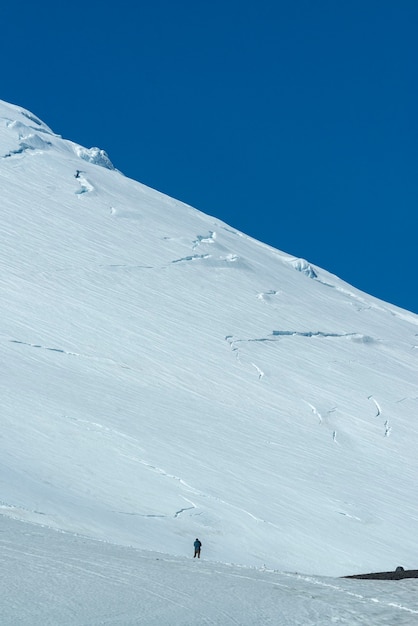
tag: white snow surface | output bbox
[1,99,418,624]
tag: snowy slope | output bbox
[1,97,418,597]
[2,516,418,626]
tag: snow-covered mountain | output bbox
[1,99,418,623]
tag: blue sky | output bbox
[2,1,417,313]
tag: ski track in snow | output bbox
[284,572,418,617]
[2,527,418,624]
[0,541,230,625]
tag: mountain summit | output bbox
[1,99,417,577]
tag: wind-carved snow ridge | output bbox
[21,111,43,126]
[5,116,55,136]
[74,145,115,170]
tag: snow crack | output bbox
[169,230,244,267]
[272,330,359,339]
[192,231,216,249]
[368,396,392,437]
[171,254,211,263]
[368,395,381,417]
[305,402,340,442]
[225,336,266,381]
[10,339,77,355]
[174,499,197,518]
[9,339,132,370]
[305,402,323,424]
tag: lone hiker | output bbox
[193,538,202,558]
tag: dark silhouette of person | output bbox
[193,538,202,558]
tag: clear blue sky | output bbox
[2,1,417,313]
